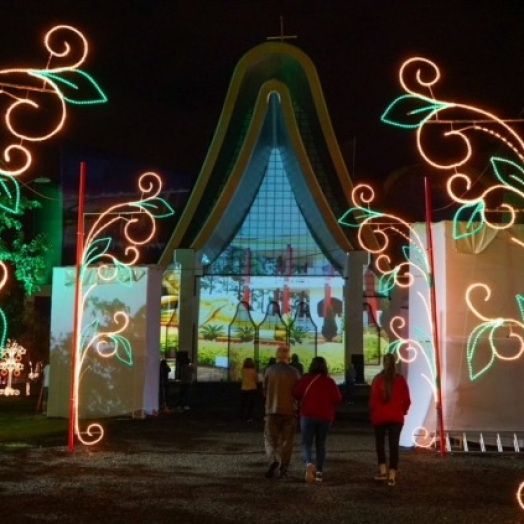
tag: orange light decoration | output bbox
[383,57,524,381]
[465,283,524,381]
[339,184,443,450]
[411,426,436,449]
[0,339,26,396]
[517,482,524,510]
[382,56,524,243]
[70,171,174,447]
[380,57,524,461]
[0,25,106,177]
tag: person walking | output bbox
[292,356,342,483]
[176,357,195,411]
[290,353,304,376]
[240,357,258,422]
[263,345,300,480]
[369,352,411,486]
[159,359,171,413]
[41,362,50,415]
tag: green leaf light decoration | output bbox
[0,25,107,178]
[73,172,175,446]
[30,69,107,105]
[382,56,524,386]
[381,94,450,129]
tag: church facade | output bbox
[157,41,385,383]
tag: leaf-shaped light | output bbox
[403,244,429,276]
[378,269,398,295]
[338,206,383,227]
[466,320,500,380]
[83,237,112,266]
[0,309,8,352]
[381,94,450,129]
[133,198,175,219]
[0,175,21,215]
[490,156,524,190]
[386,339,403,356]
[453,201,485,240]
[30,69,108,105]
[111,335,133,366]
[517,295,524,324]
[113,262,135,287]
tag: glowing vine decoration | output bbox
[73,172,174,446]
[339,184,437,447]
[464,283,524,381]
[0,339,26,396]
[0,25,106,178]
[382,57,524,382]
[381,56,524,243]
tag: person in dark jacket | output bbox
[292,356,342,483]
[369,353,411,486]
[159,359,171,412]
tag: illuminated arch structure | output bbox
[157,41,383,382]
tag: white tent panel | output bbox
[48,265,162,419]
[402,222,524,446]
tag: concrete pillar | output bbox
[344,251,368,383]
[173,249,201,363]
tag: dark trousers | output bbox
[240,389,257,420]
[374,422,403,470]
[177,383,191,407]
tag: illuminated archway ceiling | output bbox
[159,41,379,270]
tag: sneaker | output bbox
[374,473,388,481]
[265,461,279,479]
[388,478,396,486]
[305,463,316,484]
[315,472,323,483]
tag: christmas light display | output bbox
[0,25,106,408]
[465,283,524,380]
[382,57,524,386]
[381,56,524,243]
[0,339,26,396]
[339,184,440,447]
[0,25,106,178]
[71,172,174,446]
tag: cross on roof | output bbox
[267,16,297,42]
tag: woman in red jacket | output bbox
[292,356,342,483]
[369,352,411,486]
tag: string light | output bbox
[0,25,106,177]
[339,184,438,449]
[465,283,524,381]
[411,426,436,448]
[0,340,26,396]
[73,173,174,446]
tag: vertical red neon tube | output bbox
[68,161,86,452]
[424,176,446,457]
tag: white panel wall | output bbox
[49,265,162,418]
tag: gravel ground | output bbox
[1,384,524,524]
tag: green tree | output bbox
[0,192,49,349]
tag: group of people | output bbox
[241,346,411,486]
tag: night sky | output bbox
[2,0,524,188]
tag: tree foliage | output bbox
[0,192,50,348]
